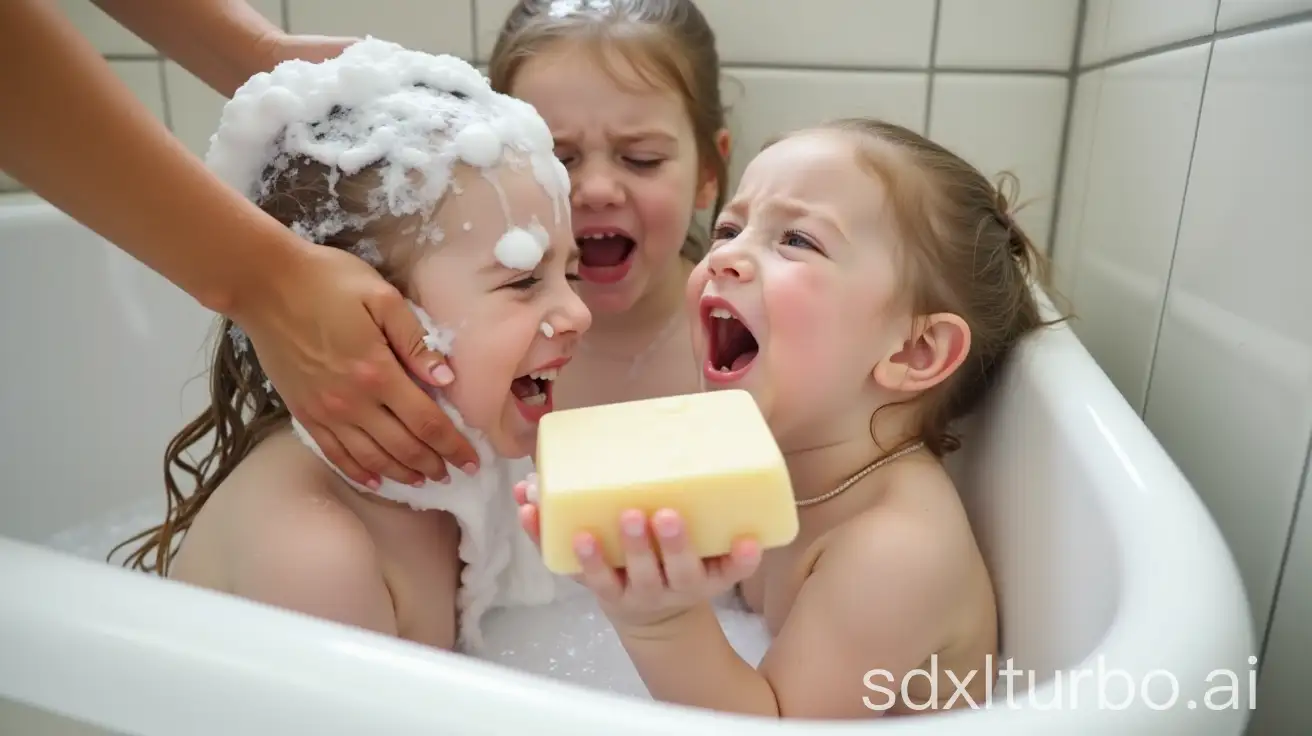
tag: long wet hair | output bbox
[111,157,406,575]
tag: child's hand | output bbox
[514,475,762,631]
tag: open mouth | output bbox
[510,367,557,409]
[705,303,759,378]
[576,229,636,284]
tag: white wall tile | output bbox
[477,0,936,68]
[720,69,929,193]
[692,0,936,68]
[935,0,1080,70]
[164,64,226,158]
[55,0,154,54]
[1142,21,1312,634]
[1051,70,1104,301]
[928,75,1069,254]
[110,60,168,122]
[287,0,475,58]
[1217,0,1312,29]
[1250,457,1312,734]
[1082,0,1219,65]
[55,0,284,55]
[474,0,518,61]
[1062,44,1210,412]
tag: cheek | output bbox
[632,167,699,259]
[764,265,848,367]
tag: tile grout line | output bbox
[156,58,174,133]
[1261,426,1312,679]
[922,0,943,134]
[1044,0,1090,259]
[1080,8,1312,72]
[1138,2,1219,418]
[469,0,479,62]
[280,0,290,34]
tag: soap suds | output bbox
[539,322,555,338]
[206,36,569,259]
[206,37,572,358]
[495,227,547,270]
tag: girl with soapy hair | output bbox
[481,0,732,412]
[112,39,591,653]
[516,119,1064,717]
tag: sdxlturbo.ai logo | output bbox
[862,655,1259,712]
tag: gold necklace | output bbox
[795,440,927,508]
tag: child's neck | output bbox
[781,410,921,505]
[586,256,691,344]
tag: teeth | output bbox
[528,368,559,381]
[578,232,623,240]
[521,392,547,406]
[709,307,735,320]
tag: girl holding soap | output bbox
[484,0,732,411]
[516,118,1063,717]
[115,40,592,653]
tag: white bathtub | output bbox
[0,197,1256,734]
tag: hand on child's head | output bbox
[236,242,479,487]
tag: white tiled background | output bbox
[1052,2,1312,735]
[5,1,1312,732]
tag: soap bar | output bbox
[534,389,798,575]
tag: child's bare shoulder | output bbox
[818,455,986,622]
[181,429,397,635]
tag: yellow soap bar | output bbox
[534,390,798,575]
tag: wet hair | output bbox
[111,156,407,575]
[765,118,1067,457]
[486,0,727,262]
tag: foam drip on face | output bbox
[207,37,573,360]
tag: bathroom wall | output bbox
[1049,2,1312,733]
[4,0,1080,257]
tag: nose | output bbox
[570,157,624,210]
[706,239,756,283]
[544,286,593,344]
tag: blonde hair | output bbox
[486,0,727,261]
[766,118,1067,456]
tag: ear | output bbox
[695,128,732,210]
[871,313,971,393]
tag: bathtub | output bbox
[0,196,1255,735]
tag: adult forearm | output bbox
[0,0,301,317]
[91,0,282,97]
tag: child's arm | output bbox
[616,513,962,718]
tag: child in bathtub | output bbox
[515,118,1063,717]
[114,39,591,652]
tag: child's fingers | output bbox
[513,480,529,506]
[574,532,624,602]
[707,537,761,588]
[518,503,540,543]
[618,510,665,594]
[651,509,702,592]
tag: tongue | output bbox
[579,237,631,267]
[730,349,757,372]
[510,376,541,399]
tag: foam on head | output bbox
[206,37,571,276]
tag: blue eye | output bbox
[782,229,818,251]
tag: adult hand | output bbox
[255,31,360,70]
[235,241,480,487]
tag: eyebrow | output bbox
[478,238,566,275]
[722,198,848,241]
